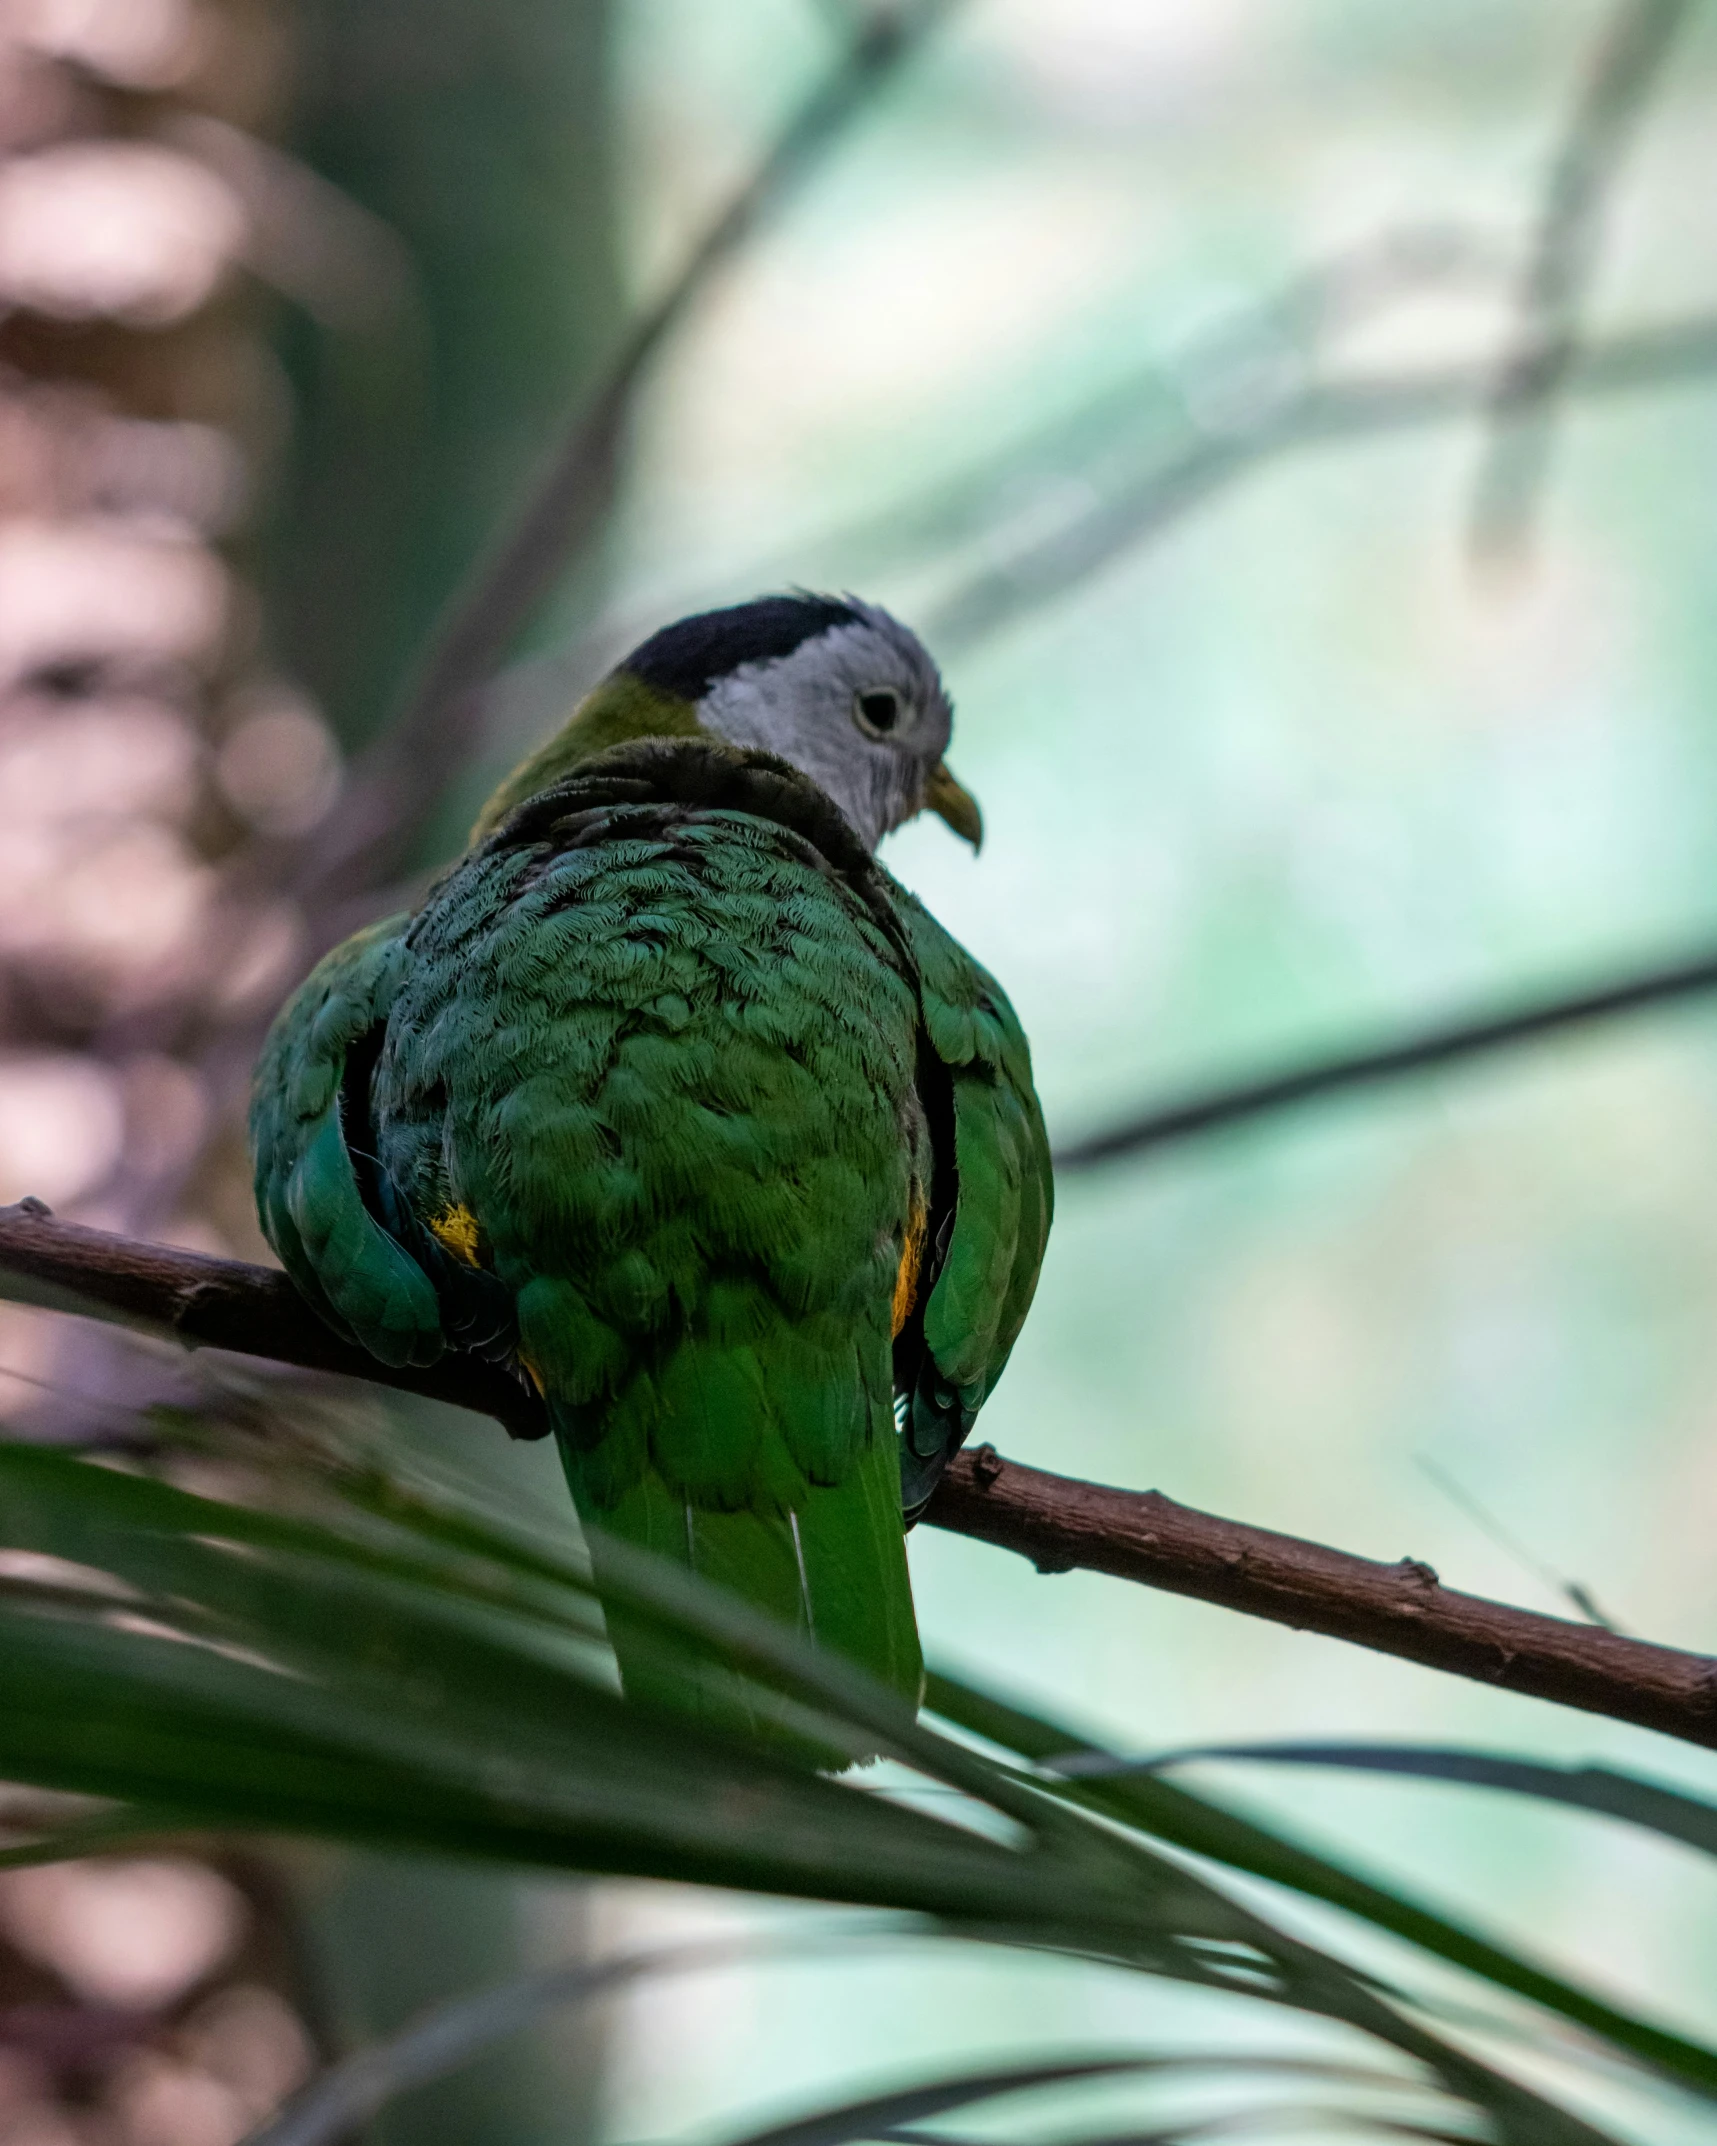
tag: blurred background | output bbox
[1,0,1716,2139]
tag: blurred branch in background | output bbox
[2,1200,1712,1753]
[811,223,1512,594]
[1469,0,1694,566]
[290,0,960,915]
[926,303,1717,653]
[463,228,1508,765]
[1054,934,1717,1169]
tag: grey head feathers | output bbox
[617,593,965,853]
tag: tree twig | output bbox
[1,1204,1710,1752]
[1469,0,1693,564]
[925,1448,1716,1752]
[0,1201,545,1441]
[292,0,956,910]
[805,223,1508,584]
[1053,936,1717,1171]
[928,308,1717,651]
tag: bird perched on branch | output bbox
[252,594,1050,1748]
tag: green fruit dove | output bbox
[252,595,1051,1750]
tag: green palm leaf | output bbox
[923,1670,1717,2095]
[1062,1742,1717,1859]
[0,1436,1686,2146]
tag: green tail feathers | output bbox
[550,1339,922,1760]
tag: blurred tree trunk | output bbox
[267,0,619,773]
[262,8,620,2142]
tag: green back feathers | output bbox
[379,775,928,1737]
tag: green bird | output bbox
[252,594,1051,1745]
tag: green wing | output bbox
[249,917,445,1370]
[884,877,1053,1516]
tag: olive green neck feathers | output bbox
[471,672,703,843]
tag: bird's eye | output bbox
[854,686,905,737]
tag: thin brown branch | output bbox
[923,1448,1717,1751]
[0,1201,545,1440]
[1469,0,1694,564]
[1,1203,1711,1751]
[292,0,956,912]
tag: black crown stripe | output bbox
[620,594,862,702]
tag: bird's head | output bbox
[476,593,981,853]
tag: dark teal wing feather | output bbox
[883,876,1053,1516]
[249,917,445,1370]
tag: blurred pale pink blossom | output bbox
[179,1986,312,2115]
[0,140,243,322]
[0,699,201,820]
[0,1859,247,2010]
[110,2057,249,2146]
[3,0,201,90]
[0,820,214,1005]
[0,517,228,683]
[216,688,340,835]
[0,1052,124,1204]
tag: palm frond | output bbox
[0,1435,1698,2145]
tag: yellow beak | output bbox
[924,760,983,851]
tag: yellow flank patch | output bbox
[428,1201,483,1267]
[517,1353,546,1397]
[891,1189,929,1339]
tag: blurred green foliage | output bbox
[265,0,619,755]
